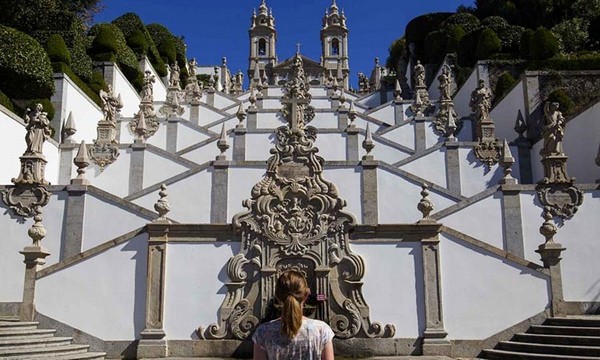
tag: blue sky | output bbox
[94,0,474,86]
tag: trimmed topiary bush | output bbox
[520,29,535,59]
[442,13,480,33]
[127,29,149,56]
[25,99,55,121]
[552,18,590,53]
[45,33,72,66]
[457,28,482,67]
[547,88,572,115]
[88,24,118,60]
[446,25,466,54]
[404,12,453,61]
[476,28,502,60]
[147,23,178,64]
[424,31,448,64]
[530,27,559,61]
[0,25,54,99]
[88,70,108,95]
[481,16,523,53]
[494,72,517,103]
[0,89,14,112]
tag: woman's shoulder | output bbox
[304,318,333,330]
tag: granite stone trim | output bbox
[345,128,359,161]
[146,223,234,242]
[361,160,378,225]
[37,227,146,279]
[146,144,199,169]
[62,185,87,260]
[166,119,179,153]
[210,161,229,223]
[190,103,200,125]
[129,143,145,196]
[124,164,212,202]
[350,223,442,243]
[379,162,466,202]
[363,101,393,116]
[0,302,20,318]
[431,186,499,220]
[377,118,413,137]
[414,116,428,153]
[177,117,222,139]
[59,147,74,184]
[355,127,414,155]
[445,141,461,194]
[176,137,220,157]
[563,301,600,315]
[233,127,246,161]
[515,140,533,184]
[394,143,444,167]
[501,189,525,257]
[87,186,157,220]
[440,226,546,272]
[449,310,549,358]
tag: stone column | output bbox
[138,225,169,359]
[211,159,229,223]
[536,210,567,317]
[62,185,87,260]
[394,101,405,125]
[166,118,178,153]
[20,245,50,322]
[190,102,200,126]
[501,185,525,257]
[59,145,75,184]
[420,231,451,356]
[445,140,461,194]
[247,107,257,130]
[414,116,428,153]
[233,126,246,161]
[206,88,216,107]
[129,142,146,196]
[346,125,359,161]
[360,159,378,225]
[338,106,348,130]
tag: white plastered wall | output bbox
[453,69,478,120]
[82,193,151,251]
[491,80,525,142]
[378,168,457,224]
[227,167,266,219]
[85,148,131,198]
[368,139,410,164]
[57,74,104,144]
[143,150,190,189]
[310,112,338,129]
[315,133,347,161]
[132,170,212,223]
[37,234,148,340]
[213,93,236,109]
[323,167,362,222]
[399,148,448,188]
[440,192,504,250]
[177,123,211,152]
[440,233,550,339]
[164,242,239,339]
[256,112,286,129]
[113,66,141,119]
[245,133,275,161]
[197,106,226,127]
[356,93,381,109]
[520,191,545,264]
[459,148,504,197]
[352,242,424,338]
[368,104,395,125]
[145,123,168,151]
[562,103,600,183]
[381,123,415,151]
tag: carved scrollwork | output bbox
[537,184,584,220]
[230,299,260,340]
[330,300,361,339]
[1,185,50,218]
[474,139,501,167]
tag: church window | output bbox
[331,38,340,56]
[258,38,267,56]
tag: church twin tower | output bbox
[248,0,350,90]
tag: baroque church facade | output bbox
[0,0,599,359]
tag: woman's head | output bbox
[275,271,309,339]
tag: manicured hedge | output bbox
[424,31,448,64]
[547,88,572,115]
[0,89,14,112]
[0,25,54,99]
[88,23,144,92]
[404,12,453,61]
[476,28,502,60]
[112,13,167,77]
[442,12,480,33]
[46,34,72,65]
[147,23,178,64]
[530,27,559,61]
[52,62,103,106]
[494,72,517,103]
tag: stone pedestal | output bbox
[536,242,567,317]
[233,126,246,161]
[337,106,348,130]
[211,159,229,223]
[445,140,461,194]
[19,246,50,321]
[360,159,378,225]
[129,142,146,195]
[414,116,428,153]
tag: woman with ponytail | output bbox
[252,271,335,360]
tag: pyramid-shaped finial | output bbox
[362,124,375,160]
[514,110,527,138]
[63,112,77,144]
[348,101,357,125]
[499,139,517,185]
[72,140,90,185]
[135,110,148,141]
[216,124,230,160]
[394,78,403,101]
[236,103,247,127]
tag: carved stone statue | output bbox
[99,85,122,125]
[188,58,198,79]
[414,60,426,88]
[541,102,565,157]
[231,70,244,95]
[24,104,51,155]
[438,65,452,102]
[141,70,156,102]
[169,63,181,89]
[470,79,492,125]
[358,71,370,94]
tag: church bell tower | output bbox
[248,0,277,86]
[321,0,350,90]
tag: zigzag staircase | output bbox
[481,316,600,360]
[0,319,105,360]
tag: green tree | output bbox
[530,27,559,60]
[552,18,590,53]
[475,28,502,60]
[386,37,406,71]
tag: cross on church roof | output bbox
[296,42,301,55]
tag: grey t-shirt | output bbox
[252,318,335,360]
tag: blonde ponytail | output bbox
[275,271,309,339]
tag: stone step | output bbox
[0,343,90,359]
[0,321,39,330]
[497,341,600,357]
[0,336,73,349]
[0,328,56,339]
[529,325,600,336]
[39,352,106,360]
[481,348,600,359]
[546,317,600,328]
[514,332,600,347]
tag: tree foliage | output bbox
[476,28,502,60]
[530,27,559,61]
